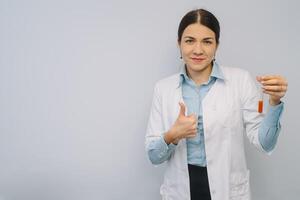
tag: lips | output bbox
[191,57,205,62]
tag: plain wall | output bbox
[0,0,299,199]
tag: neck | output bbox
[186,63,213,86]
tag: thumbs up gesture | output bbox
[164,102,198,144]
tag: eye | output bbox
[203,40,213,44]
[185,39,194,44]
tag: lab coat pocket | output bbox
[160,182,168,200]
[160,178,171,200]
[160,179,175,200]
[229,170,250,200]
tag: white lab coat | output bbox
[145,65,272,200]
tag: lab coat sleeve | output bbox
[145,83,176,165]
[241,71,273,155]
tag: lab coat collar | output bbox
[176,60,225,89]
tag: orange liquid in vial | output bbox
[258,100,263,113]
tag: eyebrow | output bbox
[183,36,214,40]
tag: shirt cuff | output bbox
[160,135,177,151]
[265,101,284,127]
[168,143,177,150]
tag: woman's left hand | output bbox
[256,75,288,106]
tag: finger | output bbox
[188,113,198,122]
[256,76,263,82]
[263,90,285,98]
[178,102,186,116]
[193,118,198,125]
[186,132,197,138]
[260,75,283,81]
[192,124,197,130]
[187,128,197,134]
[260,79,287,86]
[262,85,287,92]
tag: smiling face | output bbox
[178,23,218,76]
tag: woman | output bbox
[145,8,287,200]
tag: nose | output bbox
[193,42,204,55]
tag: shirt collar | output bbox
[178,60,224,88]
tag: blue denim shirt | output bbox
[181,62,223,166]
[148,62,283,166]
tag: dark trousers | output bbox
[188,164,211,200]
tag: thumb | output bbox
[256,76,263,82]
[178,102,186,117]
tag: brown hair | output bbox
[178,9,220,44]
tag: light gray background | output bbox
[0,0,299,199]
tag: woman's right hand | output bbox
[164,102,198,144]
